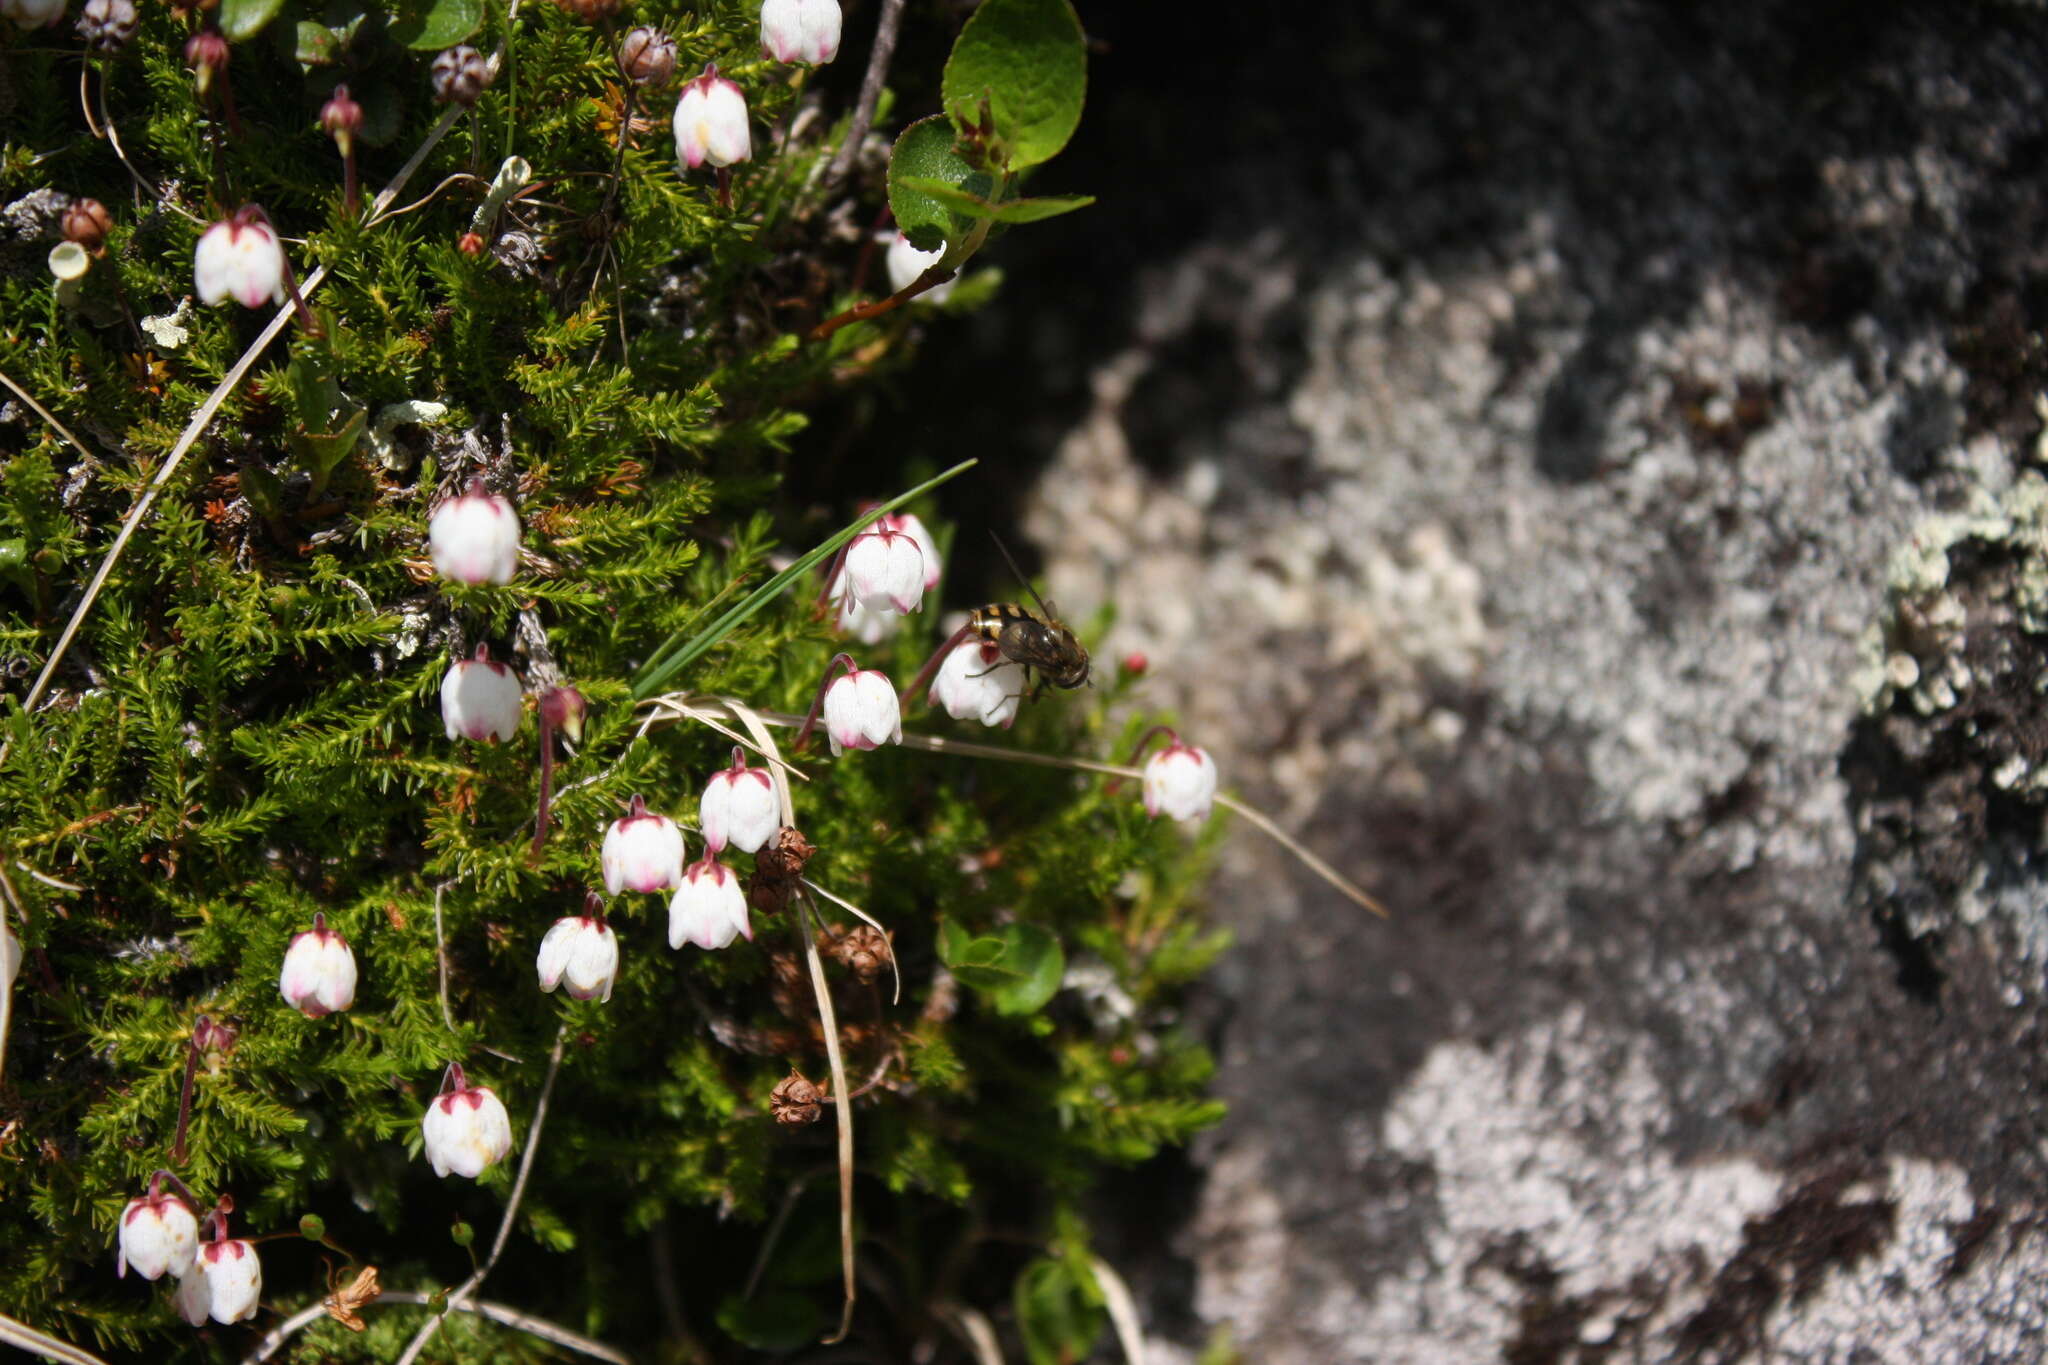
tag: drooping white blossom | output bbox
[1142,738,1218,823]
[277,914,357,1018]
[673,64,751,170]
[440,644,523,743]
[668,858,751,951]
[601,796,687,895]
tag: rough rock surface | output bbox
[1005,1,2048,1359]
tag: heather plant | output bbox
[0,0,1314,1359]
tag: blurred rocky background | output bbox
[865,0,2048,1358]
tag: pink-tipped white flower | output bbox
[877,512,942,589]
[194,209,288,310]
[668,857,751,950]
[420,1066,513,1179]
[700,750,780,855]
[845,527,927,615]
[536,910,619,1002]
[428,480,521,585]
[885,233,955,305]
[278,913,356,1018]
[673,64,751,170]
[186,1239,262,1323]
[1,0,66,28]
[1143,739,1218,823]
[822,664,901,755]
[440,644,523,743]
[117,1189,199,1281]
[929,640,1021,729]
[601,795,686,894]
[831,565,902,644]
[760,0,839,64]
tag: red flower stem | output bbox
[529,711,556,859]
[794,653,858,751]
[1106,726,1178,797]
[170,1015,210,1164]
[899,620,976,712]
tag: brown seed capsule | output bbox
[769,1071,822,1125]
[430,44,492,107]
[76,0,138,50]
[830,926,891,985]
[618,26,676,86]
[62,198,114,253]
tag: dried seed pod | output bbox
[769,1072,822,1125]
[430,44,492,106]
[830,926,891,985]
[62,198,113,252]
[76,0,137,50]
[618,26,675,86]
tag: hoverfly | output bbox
[969,535,1091,697]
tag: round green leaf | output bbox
[219,0,285,42]
[941,0,1086,171]
[387,0,482,51]
[989,923,1064,1016]
[888,116,978,255]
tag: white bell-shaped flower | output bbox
[822,665,901,756]
[929,640,1022,729]
[278,913,356,1018]
[174,1266,212,1326]
[884,233,955,304]
[831,565,901,644]
[193,210,287,310]
[668,857,751,950]
[673,63,751,169]
[188,1239,262,1323]
[116,1188,199,1281]
[536,907,619,1002]
[420,1065,513,1179]
[440,644,523,743]
[844,527,927,615]
[2,0,67,28]
[428,480,521,585]
[601,795,686,894]
[1142,738,1218,823]
[760,0,839,64]
[700,750,780,855]
[878,512,942,589]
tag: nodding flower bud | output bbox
[537,900,619,1002]
[1142,737,1218,823]
[619,26,677,86]
[420,1065,513,1179]
[700,749,779,855]
[601,795,686,895]
[885,233,955,304]
[62,198,113,253]
[844,527,928,615]
[760,0,841,65]
[822,664,901,756]
[539,684,587,744]
[668,857,751,950]
[440,644,523,744]
[76,0,136,49]
[1,0,65,29]
[672,64,751,170]
[320,84,363,157]
[278,913,357,1018]
[183,1237,262,1324]
[929,639,1022,729]
[194,208,287,310]
[184,27,229,96]
[117,1189,199,1281]
[430,44,492,106]
[428,479,521,585]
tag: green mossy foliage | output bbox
[0,1,1218,1359]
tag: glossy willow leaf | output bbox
[887,117,985,254]
[219,0,284,41]
[940,0,1086,171]
[387,0,483,51]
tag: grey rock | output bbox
[1018,1,2048,1359]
